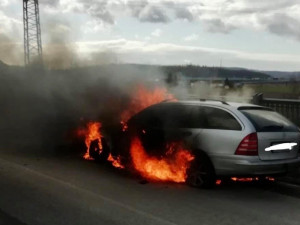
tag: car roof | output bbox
[158,100,264,109]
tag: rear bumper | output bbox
[210,155,300,176]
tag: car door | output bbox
[161,104,203,146]
[129,103,205,155]
[128,105,166,155]
[143,103,205,152]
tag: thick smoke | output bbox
[0,61,256,157]
[42,22,120,69]
[43,22,79,70]
[0,19,256,157]
[0,19,167,155]
[188,81,255,103]
[0,61,166,154]
[0,33,23,65]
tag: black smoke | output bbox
[0,62,165,155]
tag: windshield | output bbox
[240,109,298,132]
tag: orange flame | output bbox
[108,154,125,169]
[130,137,194,183]
[216,180,222,185]
[121,85,175,124]
[121,121,128,132]
[231,177,259,182]
[81,122,125,169]
[266,176,275,181]
[80,84,195,183]
[82,122,103,160]
[231,177,275,182]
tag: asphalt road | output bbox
[1,148,300,225]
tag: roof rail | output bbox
[199,99,229,105]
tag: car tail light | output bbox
[235,133,258,156]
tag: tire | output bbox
[186,152,216,189]
[89,138,110,162]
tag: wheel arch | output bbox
[190,148,216,174]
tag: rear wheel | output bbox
[89,138,110,162]
[186,153,216,189]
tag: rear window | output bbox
[240,109,298,132]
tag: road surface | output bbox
[0,147,300,225]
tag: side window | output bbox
[162,104,204,128]
[191,106,206,128]
[163,105,191,128]
[129,106,164,129]
[202,107,242,130]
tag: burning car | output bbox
[84,99,300,188]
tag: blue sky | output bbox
[1,0,300,71]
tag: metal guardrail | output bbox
[187,93,300,126]
[252,93,300,126]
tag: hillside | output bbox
[0,61,274,80]
[103,64,271,80]
[261,70,300,79]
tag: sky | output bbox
[1,0,300,71]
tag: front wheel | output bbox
[186,153,216,189]
[89,138,110,162]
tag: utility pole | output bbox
[23,0,43,65]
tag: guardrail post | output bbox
[252,93,263,105]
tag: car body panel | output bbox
[211,154,300,175]
[196,130,246,156]
[257,132,299,161]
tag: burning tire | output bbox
[89,138,110,162]
[186,152,216,189]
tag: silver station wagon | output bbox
[91,100,300,188]
[128,100,300,187]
